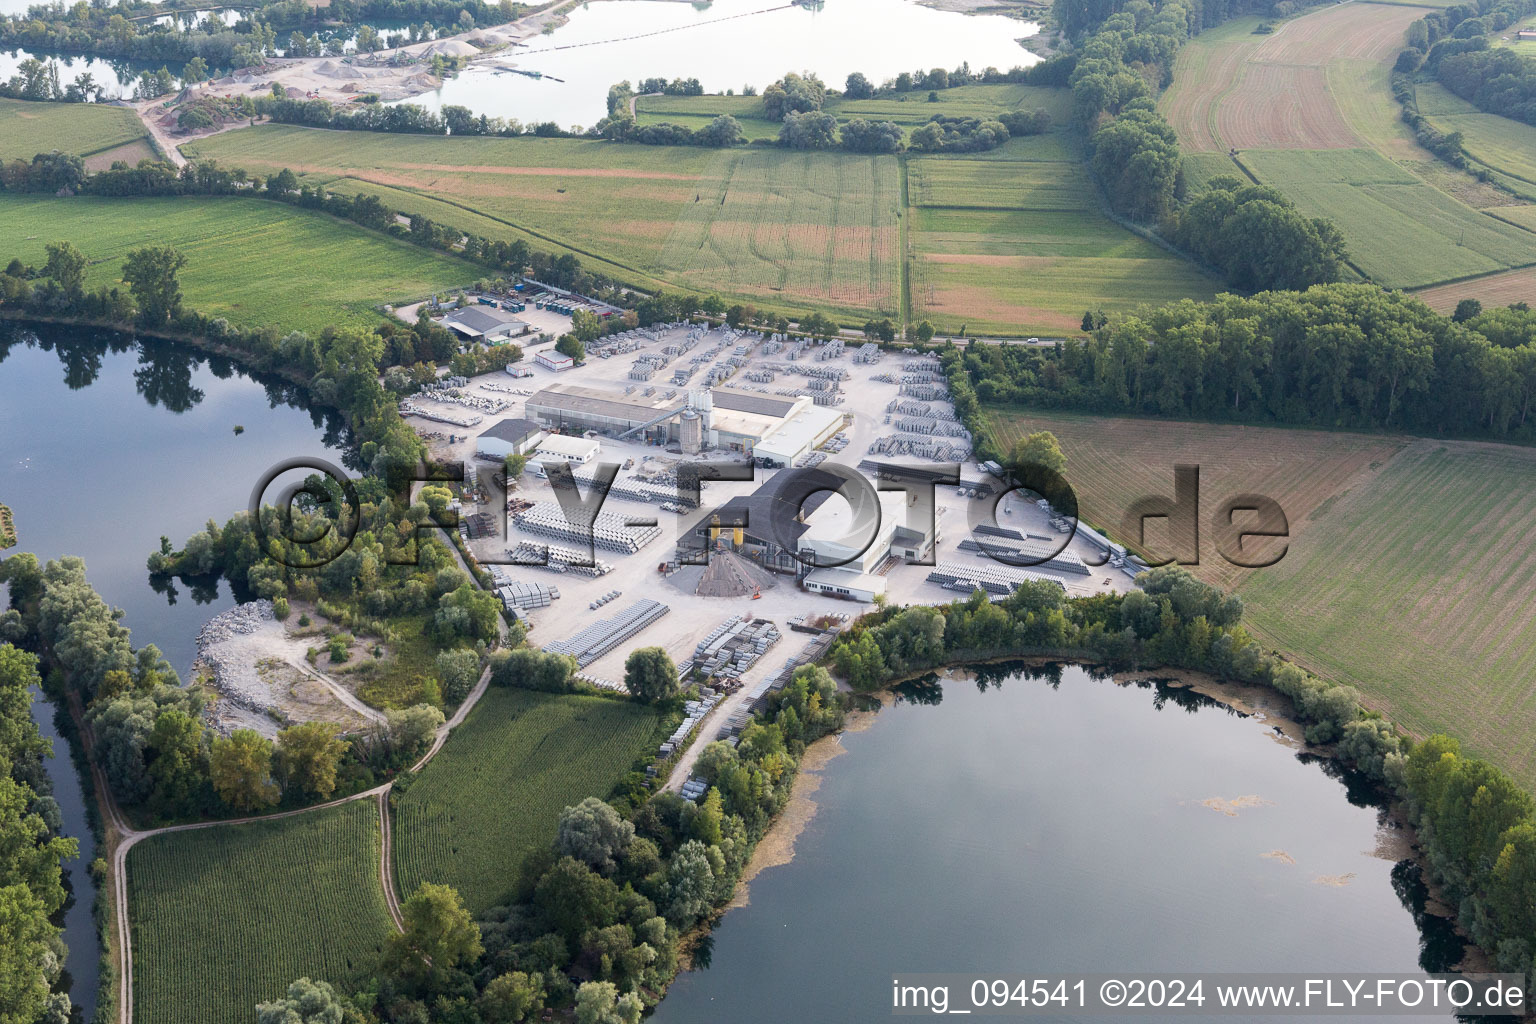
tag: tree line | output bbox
[1398,0,1536,127]
[596,71,1051,154]
[828,564,1536,991]
[1041,0,1350,293]
[0,0,522,67]
[943,284,1536,456]
[0,643,78,1024]
[251,661,849,1024]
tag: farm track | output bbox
[96,662,493,1024]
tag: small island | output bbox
[0,503,16,550]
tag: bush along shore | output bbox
[826,567,1536,986]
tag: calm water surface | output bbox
[411,0,1040,127]
[653,666,1464,1023]
[0,323,346,1020]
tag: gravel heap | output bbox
[195,600,279,715]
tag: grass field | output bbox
[985,405,1536,791]
[1417,82,1536,192]
[634,84,1075,138]
[393,687,662,914]
[1161,4,1536,290]
[128,800,394,1024]
[981,407,1407,591]
[1238,439,1536,789]
[657,149,901,315]
[0,194,477,333]
[0,97,151,162]
[1238,149,1536,286]
[908,135,1220,334]
[187,128,905,322]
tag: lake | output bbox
[410,0,1041,128]
[652,665,1465,1023]
[0,322,347,1021]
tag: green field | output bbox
[657,149,901,317]
[1238,439,1536,790]
[0,194,477,333]
[393,688,662,914]
[1239,149,1536,286]
[189,128,901,321]
[908,134,1220,334]
[634,84,1074,138]
[128,800,395,1024]
[0,97,150,162]
[1418,82,1536,191]
[184,119,1220,334]
[632,93,782,139]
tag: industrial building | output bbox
[529,434,601,467]
[438,306,530,342]
[475,418,546,460]
[522,382,841,458]
[752,405,846,467]
[691,470,937,590]
[534,351,574,372]
[525,383,687,440]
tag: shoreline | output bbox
[716,658,1492,975]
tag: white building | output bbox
[535,351,574,372]
[475,418,546,460]
[530,434,600,467]
[752,406,845,467]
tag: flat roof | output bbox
[527,383,685,424]
[479,417,543,444]
[754,405,844,459]
[711,387,802,418]
[803,567,888,595]
[801,489,905,547]
[443,307,526,334]
[533,434,600,457]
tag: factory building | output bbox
[529,434,601,468]
[753,405,846,467]
[798,489,938,602]
[525,383,687,440]
[475,418,546,459]
[438,306,530,342]
[691,470,937,588]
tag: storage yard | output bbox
[401,323,1135,788]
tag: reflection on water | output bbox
[411,0,1040,127]
[653,665,1467,1023]
[1,321,349,1021]
[0,321,348,673]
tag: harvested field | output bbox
[1160,17,1265,153]
[981,407,1407,591]
[1216,64,1359,150]
[1162,4,1422,152]
[657,149,901,317]
[1238,439,1536,790]
[908,136,1219,334]
[83,139,158,172]
[1413,266,1536,312]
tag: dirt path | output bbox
[132,102,189,168]
[100,659,494,1024]
[291,658,388,725]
